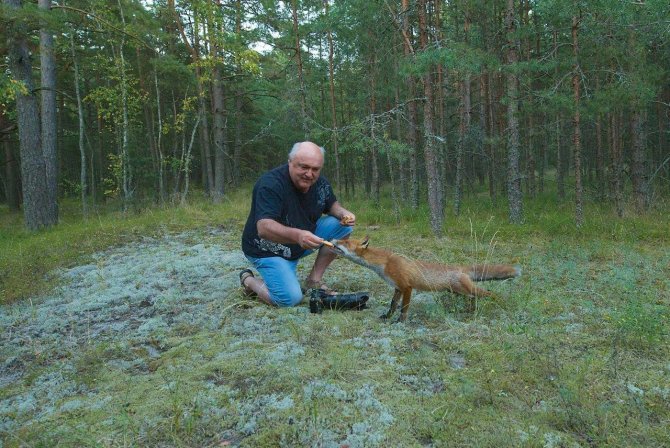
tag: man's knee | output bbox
[271,286,304,307]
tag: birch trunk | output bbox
[117,0,131,209]
[70,34,87,217]
[154,70,165,202]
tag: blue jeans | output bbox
[245,216,353,307]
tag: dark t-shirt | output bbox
[242,164,337,260]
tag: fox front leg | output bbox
[381,289,402,320]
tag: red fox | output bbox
[331,237,521,322]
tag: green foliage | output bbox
[0,77,24,116]
[410,43,499,77]
[84,56,145,130]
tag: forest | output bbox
[2,0,668,231]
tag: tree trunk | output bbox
[572,13,583,227]
[369,56,380,204]
[39,0,58,222]
[3,137,20,211]
[234,95,243,186]
[486,73,497,202]
[435,0,447,216]
[170,0,214,194]
[211,55,226,201]
[5,0,54,229]
[292,0,308,137]
[136,47,159,203]
[395,87,408,201]
[70,33,87,217]
[154,70,166,202]
[386,146,401,223]
[609,112,624,217]
[419,0,442,234]
[656,98,667,195]
[95,112,104,204]
[0,105,19,211]
[505,0,523,224]
[554,31,565,201]
[2,137,19,211]
[199,97,213,193]
[631,110,649,212]
[539,114,547,194]
[402,0,419,210]
[527,114,536,198]
[182,113,202,204]
[115,17,131,209]
[325,0,340,194]
[455,74,471,216]
[233,0,243,187]
[478,75,489,195]
[595,108,605,200]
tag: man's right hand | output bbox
[297,230,325,250]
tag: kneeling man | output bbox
[240,141,355,306]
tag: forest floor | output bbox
[1,203,669,447]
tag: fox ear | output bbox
[361,236,370,249]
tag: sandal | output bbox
[239,269,255,296]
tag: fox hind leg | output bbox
[453,275,496,312]
[381,289,402,320]
[397,287,413,322]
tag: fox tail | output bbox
[468,264,521,281]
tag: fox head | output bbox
[331,236,370,258]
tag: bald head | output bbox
[288,141,325,193]
[288,141,325,162]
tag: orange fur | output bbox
[332,237,521,322]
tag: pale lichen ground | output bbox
[0,228,408,446]
[1,227,669,447]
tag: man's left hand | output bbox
[340,213,356,226]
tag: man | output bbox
[240,141,356,307]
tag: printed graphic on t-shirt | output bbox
[254,238,292,258]
[317,182,329,208]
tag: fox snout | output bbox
[330,239,347,255]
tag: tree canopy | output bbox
[1,0,669,231]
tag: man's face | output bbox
[288,145,323,193]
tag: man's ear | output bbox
[361,236,370,249]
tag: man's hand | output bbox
[340,213,356,226]
[297,230,325,250]
[330,201,356,227]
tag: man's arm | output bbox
[257,218,324,249]
[329,201,356,226]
